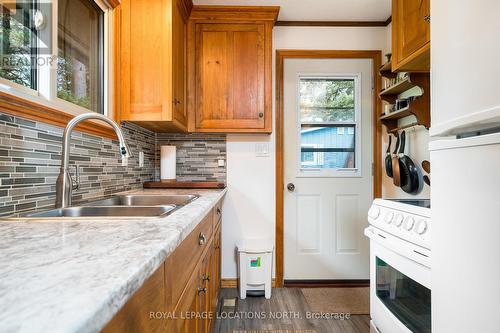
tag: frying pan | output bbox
[385,134,396,177]
[392,132,401,186]
[422,160,430,174]
[398,131,420,194]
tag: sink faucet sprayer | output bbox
[55,113,132,208]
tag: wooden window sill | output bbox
[0,91,118,140]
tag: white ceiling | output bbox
[193,0,392,22]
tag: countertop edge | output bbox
[85,189,227,333]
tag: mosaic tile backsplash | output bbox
[0,113,227,217]
[155,133,226,182]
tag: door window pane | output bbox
[299,78,355,122]
[0,1,37,89]
[57,0,103,113]
[299,77,358,171]
[300,125,355,169]
[376,257,431,333]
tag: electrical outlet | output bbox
[255,143,269,157]
[139,151,144,168]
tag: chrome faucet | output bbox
[55,113,132,208]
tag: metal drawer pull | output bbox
[216,208,221,215]
[198,287,207,294]
[198,232,206,245]
[202,274,210,282]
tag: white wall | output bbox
[222,26,389,279]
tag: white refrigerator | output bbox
[430,1,500,333]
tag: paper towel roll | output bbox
[160,145,176,181]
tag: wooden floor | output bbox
[213,288,370,333]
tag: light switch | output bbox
[218,159,225,167]
[255,143,269,157]
[139,151,144,168]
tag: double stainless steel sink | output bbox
[24,194,198,218]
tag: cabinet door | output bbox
[208,229,220,331]
[392,0,430,71]
[197,253,210,333]
[120,0,171,121]
[195,23,266,130]
[398,0,430,59]
[172,0,188,126]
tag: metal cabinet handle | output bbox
[202,274,210,282]
[258,112,264,118]
[287,183,295,192]
[216,208,221,215]
[424,15,430,23]
[197,287,207,294]
[198,232,206,246]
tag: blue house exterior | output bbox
[300,127,355,169]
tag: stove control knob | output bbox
[415,219,428,235]
[394,214,404,227]
[369,206,380,219]
[385,212,394,224]
[404,217,415,231]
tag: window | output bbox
[301,143,324,166]
[0,0,110,115]
[376,257,431,333]
[298,76,361,176]
[0,1,37,89]
[57,0,104,113]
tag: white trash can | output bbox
[237,238,273,299]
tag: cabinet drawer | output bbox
[165,213,213,311]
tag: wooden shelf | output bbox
[379,73,431,132]
[380,106,412,120]
[379,61,397,79]
[379,78,419,97]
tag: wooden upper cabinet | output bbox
[188,6,280,133]
[117,0,192,132]
[392,0,430,72]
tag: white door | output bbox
[284,58,373,280]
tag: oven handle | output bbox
[364,227,431,268]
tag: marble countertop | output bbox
[0,188,227,333]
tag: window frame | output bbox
[296,73,363,178]
[0,0,114,118]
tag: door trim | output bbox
[275,50,382,287]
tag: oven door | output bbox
[365,227,431,333]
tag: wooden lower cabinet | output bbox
[102,264,166,333]
[102,200,223,333]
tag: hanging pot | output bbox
[398,131,420,194]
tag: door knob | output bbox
[287,183,295,192]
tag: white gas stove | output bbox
[365,199,431,333]
[368,199,431,250]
